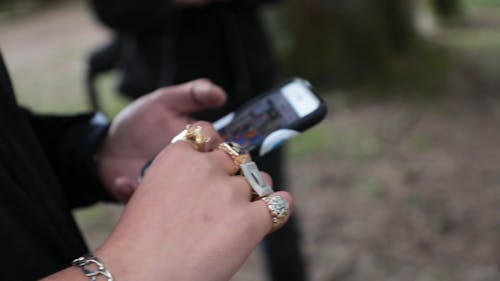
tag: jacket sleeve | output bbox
[23,110,114,208]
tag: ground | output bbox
[0,1,499,280]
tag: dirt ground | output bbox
[1,1,499,281]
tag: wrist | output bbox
[94,237,158,281]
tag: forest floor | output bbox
[0,1,499,281]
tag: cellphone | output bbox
[138,78,326,182]
[214,77,327,157]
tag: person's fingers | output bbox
[113,176,138,203]
[247,191,294,235]
[208,142,252,175]
[207,149,241,175]
[171,121,223,152]
[193,121,223,151]
[260,171,273,188]
[228,172,273,202]
[153,79,227,113]
[224,176,255,201]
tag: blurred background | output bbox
[1,0,499,280]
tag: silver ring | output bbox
[240,161,274,198]
[262,195,290,231]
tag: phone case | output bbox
[216,77,328,158]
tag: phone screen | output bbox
[215,79,321,152]
[218,92,299,151]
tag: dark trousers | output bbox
[257,148,308,281]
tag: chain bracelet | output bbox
[72,254,114,281]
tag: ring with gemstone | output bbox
[261,195,290,231]
[215,142,251,173]
[171,124,211,151]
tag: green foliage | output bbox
[467,0,500,8]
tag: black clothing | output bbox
[89,0,279,121]
[0,53,110,280]
[89,2,308,281]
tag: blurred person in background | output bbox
[87,0,308,280]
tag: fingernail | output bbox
[192,81,212,95]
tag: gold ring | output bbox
[216,142,251,173]
[262,195,290,231]
[171,124,211,151]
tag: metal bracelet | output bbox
[72,254,114,281]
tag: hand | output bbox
[97,123,294,281]
[96,79,226,202]
[42,123,294,281]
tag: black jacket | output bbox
[90,0,279,121]
[0,53,110,280]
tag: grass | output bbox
[466,0,500,8]
[289,123,384,164]
[409,135,434,152]
[445,29,500,51]
[356,178,387,201]
[93,72,130,118]
[288,122,335,158]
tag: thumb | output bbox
[155,79,227,114]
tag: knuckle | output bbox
[192,120,212,128]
